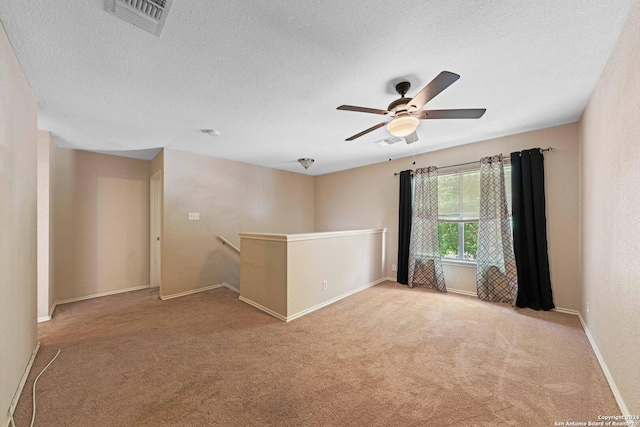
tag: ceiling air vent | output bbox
[375,136,402,147]
[105,0,173,37]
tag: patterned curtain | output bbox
[476,156,517,303]
[408,167,446,292]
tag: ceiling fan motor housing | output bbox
[395,81,411,96]
[388,97,411,114]
[387,81,413,114]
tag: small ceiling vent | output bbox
[375,136,402,147]
[105,0,173,37]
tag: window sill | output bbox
[441,259,477,268]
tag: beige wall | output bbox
[54,149,151,301]
[161,148,315,298]
[239,237,288,317]
[316,123,580,310]
[579,0,640,414]
[0,22,38,426]
[286,230,385,318]
[37,130,56,320]
[239,229,386,320]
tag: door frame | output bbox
[150,170,162,290]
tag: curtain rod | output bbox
[393,147,553,176]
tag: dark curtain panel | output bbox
[397,170,413,285]
[510,149,554,310]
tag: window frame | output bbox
[437,168,480,262]
[436,164,512,264]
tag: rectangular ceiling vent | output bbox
[375,136,402,147]
[105,0,173,37]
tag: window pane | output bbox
[438,170,481,221]
[461,170,480,220]
[504,165,512,215]
[438,222,459,258]
[463,222,478,260]
[438,174,459,219]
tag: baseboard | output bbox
[553,307,579,315]
[57,284,151,305]
[2,342,40,427]
[160,284,223,300]
[287,278,387,321]
[446,288,478,297]
[577,313,629,416]
[392,280,581,315]
[238,296,287,321]
[240,278,386,322]
[436,297,627,413]
[384,278,477,297]
[37,301,57,323]
[221,282,239,294]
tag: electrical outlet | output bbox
[323,281,327,290]
[586,302,590,314]
[188,212,200,220]
[392,264,397,272]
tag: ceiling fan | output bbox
[337,71,486,144]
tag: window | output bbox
[437,167,511,261]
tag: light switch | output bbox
[188,212,200,220]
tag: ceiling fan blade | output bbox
[407,71,460,112]
[404,131,419,144]
[416,109,487,119]
[345,122,387,141]
[337,105,389,115]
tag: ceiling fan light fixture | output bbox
[298,158,314,169]
[387,116,419,137]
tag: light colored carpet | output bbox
[14,281,618,426]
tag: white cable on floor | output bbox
[30,349,61,427]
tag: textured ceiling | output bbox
[0,1,635,175]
